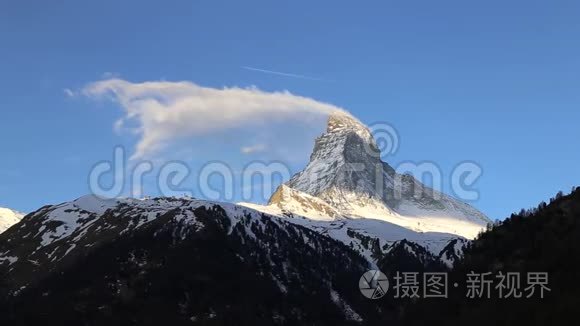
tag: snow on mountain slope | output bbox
[0,207,24,233]
[241,200,461,264]
[0,195,379,305]
[267,185,487,238]
[267,185,342,221]
[0,195,340,266]
[2,195,397,324]
[4,195,224,253]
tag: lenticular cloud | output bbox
[82,78,347,159]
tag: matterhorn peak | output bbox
[307,113,381,164]
[266,112,490,239]
[269,112,389,212]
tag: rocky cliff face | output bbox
[271,113,489,229]
[281,114,386,206]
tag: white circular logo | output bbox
[366,122,399,158]
[359,269,389,299]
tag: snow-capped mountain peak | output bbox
[279,113,385,210]
[259,113,491,245]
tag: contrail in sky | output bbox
[241,66,332,82]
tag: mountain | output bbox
[243,113,490,265]
[0,113,491,324]
[0,195,407,325]
[0,207,24,234]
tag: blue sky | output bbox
[1,0,579,220]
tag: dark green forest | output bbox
[403,187,580,325]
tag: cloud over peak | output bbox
[82,78,348,160]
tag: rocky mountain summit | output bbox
[272,113,489,228]
[244,113,490,264]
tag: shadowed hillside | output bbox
[404,187,580,326]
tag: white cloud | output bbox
[240,143,267,154]
[82,78,348,160]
